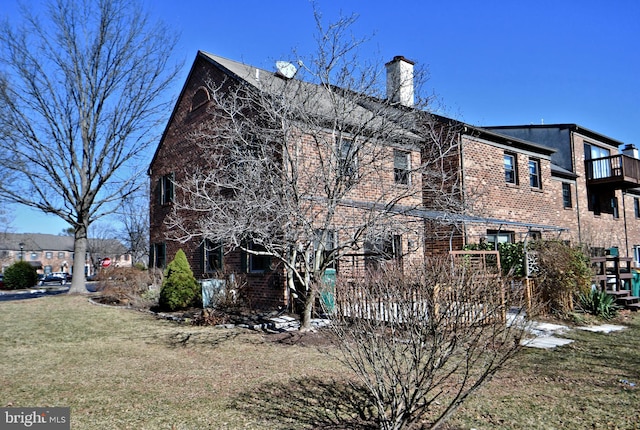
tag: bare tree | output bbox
[167,10,463,329]
[329,258,529,430]
[85,222,124,271]
[0,0,179,292]
[118,190,150,267]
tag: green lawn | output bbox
[0,295,639,429]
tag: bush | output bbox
[463,241,525,277]
[530,240,592,316]
[159,249,201,311]
[3,261,38,290]
[96,266,153,307]
[579,288,619,320]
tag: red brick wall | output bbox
[460,135,576,245]
[571,132,630,255]
[149,56,427,309]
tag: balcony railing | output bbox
[585,154,640,188]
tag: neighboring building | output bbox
[149,50,640,310]
[0,233,131,276]
[482,124,640,260]
[428,123,571,253]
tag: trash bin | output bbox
[320,268,336,313]
[632,269,640,297]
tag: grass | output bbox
[0,295,639,429]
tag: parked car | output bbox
[38,272,69,286]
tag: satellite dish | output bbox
[275,61,297,79]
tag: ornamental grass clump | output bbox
[159,249,201,311]
[579,288,619,320]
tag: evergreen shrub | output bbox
[159,249,201,311]
[3,261,38,290]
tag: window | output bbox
[44,265,52,274]
[190,87,210,111]
[30,252,38,260]
[58,251,65,258]
[159,173,174,205]
[612,197,619,219]
[504,153,517,184]
[394,149,411,185]
[635,198,640,218]
[247,242,270,273]
[364,234,402,270]
[313,229,337,269]
[203,239,223,273]
[584,143,611,179]
[562,183,572,208]
[337,137,358,179]
[528,159,541,189]
[45,252,53,259]
[588,190,601,215]
[486,230,514,246]
[150,243,166,268]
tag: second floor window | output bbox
[337,137,358,179]
[504,153,517,184]
[635,198,640,218]
[159,173,174,205]
[394,150,411,185]
[562,183,572,208]
[529,159,541,189]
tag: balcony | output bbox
[585,154,640,189]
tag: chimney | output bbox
[385,56,415,107]
[622,143,638,159]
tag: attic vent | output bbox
[191,87,210,112]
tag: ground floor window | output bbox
[150,243,166,268]
[203,239,223,273]
[485,230,514,246]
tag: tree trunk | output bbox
[300,283,316,331]
[68,226,88,294]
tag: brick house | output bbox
[149,52,429,309]
[481,124,640,260]
[0,233,131,276]
[149,50,640,310]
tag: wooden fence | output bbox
[332,251,508,325]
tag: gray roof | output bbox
[199,51,423,142]
[0,233,75,252]
[0,233,126,254]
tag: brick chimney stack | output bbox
[385,56,415,107]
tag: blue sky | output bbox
[4,0,640,234]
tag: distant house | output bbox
[0,233,131,276]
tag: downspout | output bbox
[570,132,583,244]
[622,190,629,257]
[459,129,467,246]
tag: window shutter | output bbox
[240,248,248,273]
